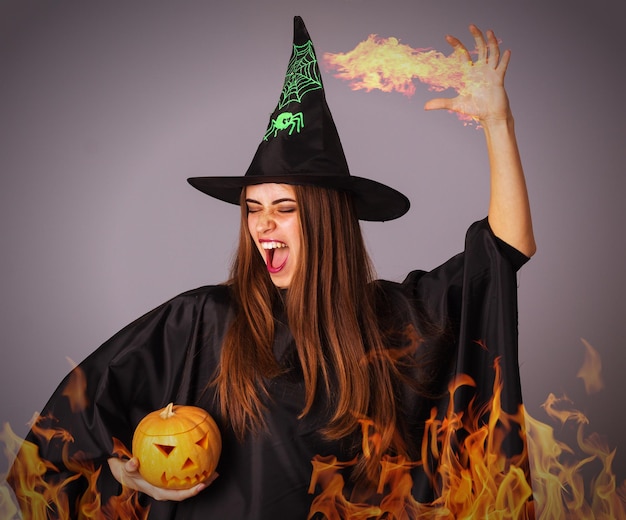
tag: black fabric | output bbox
[9,218,531,518]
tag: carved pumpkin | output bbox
[132,403,221,490]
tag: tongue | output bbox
[266,247,289,273]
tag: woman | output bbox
[10,17,535,518]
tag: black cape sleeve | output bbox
[399,217,533,508]
[8,285,233,517]
[404,217,529,414]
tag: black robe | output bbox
[9,218,532,518]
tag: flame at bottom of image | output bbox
[2,357,626,519]
[2,421,148,520]
[307,364,535,519]
[306,361,626,519]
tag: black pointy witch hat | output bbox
[188,16,409,222]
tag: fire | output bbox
[577,338,604,395]
[526,396,626,518]
[323,34,479,124]
[61,358,90,413]
[308,359,535,518]
[308,455,383,518]
[307,345,626,519]
[3,341,625,518]
[1,359,149,519]
[1,417,149,520]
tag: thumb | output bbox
[424,97,453,111]
[125,457,140,472]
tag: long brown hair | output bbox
[215,184,410,482]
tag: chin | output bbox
[270,274,292,288]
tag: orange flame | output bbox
[307,352,626,519]
[541,393,589,426]
[577,338,605,395]
[526,397,626,518]
[308,455,383,518]
[61,358,90,413]
[2,417,149,519]
[3,341,625,518]
[308,358,535,518]
[324,34,477,124]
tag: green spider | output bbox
[264,111,304,140]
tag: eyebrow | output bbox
[245,198,297,205]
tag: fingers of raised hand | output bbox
[445,34,471,62]
[485,29,501,68]
[450,25,507,71]
[469,25,488,63]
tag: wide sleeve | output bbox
[402,217,529,410]
[399,218,533,509]
[8,286,231,517]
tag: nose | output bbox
[256,211,276,234]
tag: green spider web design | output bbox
[277,40,322,109]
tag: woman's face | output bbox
[246,183,301,288]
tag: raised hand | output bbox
[424,25,511,123]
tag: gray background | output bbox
[1,0,625,485]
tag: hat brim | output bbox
[187,174,410,222]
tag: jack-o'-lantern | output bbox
[132,403,221,490]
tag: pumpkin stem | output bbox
[160,402,175,420]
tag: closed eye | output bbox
[246,202,297,214]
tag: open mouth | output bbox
[261,240,289,274]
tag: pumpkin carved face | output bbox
[132,403,221,490]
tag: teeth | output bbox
[261,241,287,250]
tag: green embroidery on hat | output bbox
[263,40,322,141]
[264,112,304,140]
[278,40,322,109]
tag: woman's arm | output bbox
[424,25,536,257]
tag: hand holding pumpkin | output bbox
[108,403,221,500]
[107,456,216,501]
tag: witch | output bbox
[8,16,536,519]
